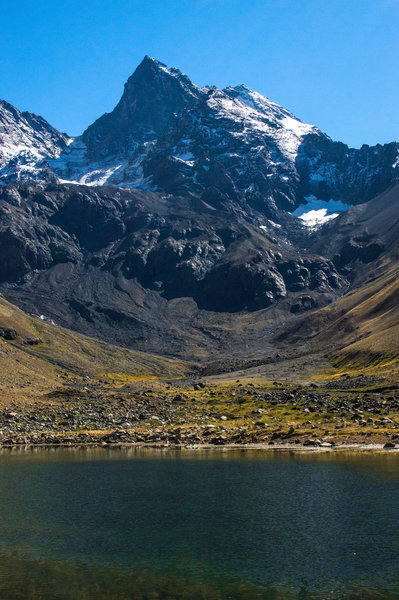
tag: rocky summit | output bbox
[0,57,398,365]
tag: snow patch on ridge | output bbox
[293,196,350,228]
[297,208,339,228]
[281,116,314,137]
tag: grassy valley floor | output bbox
[1,296,399,451]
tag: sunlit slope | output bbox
[329,265,399,368]
[0,297,187,403]
[275,260,399,372]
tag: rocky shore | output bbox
[1,377,399,450]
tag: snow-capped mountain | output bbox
[0,57,398,353]
[51,56,399,215]
[0,99,71,184]
[1,55,398,217]
[52,56,328,208]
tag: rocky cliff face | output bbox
[0,180,395,359]
[51,57,204,187]
[0,182,346,355]
[82,56,202,160]
[295,134,399,206]
[0,183,343,302]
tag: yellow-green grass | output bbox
[142,382,399,441]
[276,262,399,378]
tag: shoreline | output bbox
[1,441,399,452]
[2,377,399,453]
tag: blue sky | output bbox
[0,0,398,147]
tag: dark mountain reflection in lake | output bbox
[0,447,399,599]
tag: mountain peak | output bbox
[126,55,200,95]
[78,56,202,161]
[134,55,171,76]
[142,54,161,63]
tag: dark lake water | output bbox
[1,448,399,599]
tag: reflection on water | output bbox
[1,448,399,599]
